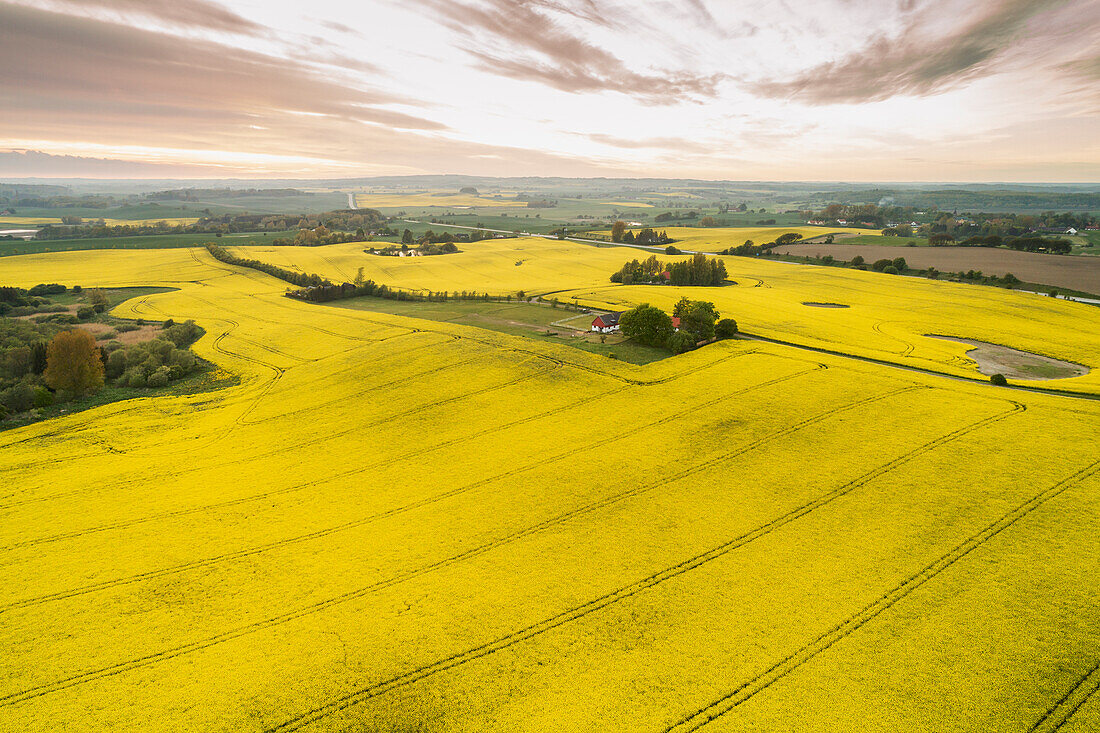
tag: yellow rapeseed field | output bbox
[234,238,1100,394]
[1,244,1098,731]
[592,226,882,250]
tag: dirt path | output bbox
[926,335,1089,380]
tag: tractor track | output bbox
[665,452,1099,733]
[258,398,1025,732]
[0,380,933,710]
[1028,659,1100,733]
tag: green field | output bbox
[0,231,294,257]
[327,298,670,365]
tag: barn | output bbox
[591,311,624,333]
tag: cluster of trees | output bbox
[398,228,496,245]
[718,232,803,257]
[0,316,204,417]
[609,221,674,244]
[373,241,459,256]
[610,253,728,286]
[619,298,738,355]
[142,188,304,201]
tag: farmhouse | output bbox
[591,311,624,333]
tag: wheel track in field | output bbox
[1028,659,1100,733]
[0,333,447,486]
[665,450,1100,733]
[0,380,930,709]
[0,354,559,521]
[872,320,915,357]
[258,398,1025,732]
[0,334,758,518]
[0,355,797,606]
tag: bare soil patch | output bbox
[927,335,1089,380]
[776,243,1100,294]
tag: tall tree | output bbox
[43,329,104,395]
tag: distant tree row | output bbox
[610,253,728,286]
[609,222,674,245]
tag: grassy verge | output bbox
[325,297,671,365]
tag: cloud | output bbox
[584,134,712,154]
[752,0,1067,104]
[26,0,263,34]
[0,4,443,132]
[411,0,725,103]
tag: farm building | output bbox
[591,312,624,333]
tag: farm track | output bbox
[0,369,902,707]
[0,354,792,604]
[1028,659,1100,733]
[664,455,1099,733]
[259,398,1025,732]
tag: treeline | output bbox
[206,243,498,305]
[143,188,304,201]
[206,243,329,288]
[815,203,1095,242]
[609,222,674,244]
[611,253,728,286]
[398,228,497,245]
[32,208,385,241]
[373,242,459,256]
[719,232,804,256]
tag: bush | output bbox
[92,303,106,314]
[850,255,864,267]
[147,366,171,388]
[892,257,907,271]
[77,306,96,320]
[619,304,674,347]
[667,331,697,354]
[872,259,892,272]
[33,386,54,408]
[72,285,82,293]
[1,382,35,413]
[665,245,682,255]
[715,318,739,338]
[106,349,127,379]
[121,367,146,388]
[883,265,899,275]
[990,373,1008,386]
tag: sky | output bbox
[1,0,1099,181]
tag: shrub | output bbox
[850,255,865,267]
[33,386,53,408]
[883,265,899,275]
[77,306,96,320]
[121,367,146,388]
[990,373,1008,386]
[667,331,696,354]
[72,285,82,293]
[147,366,171,388]
[106,349,127,379]
[892,257,907,271]
[715,318,739,338]
[1,382,35,413]
[43,330,104,395]
[872,259,892,272]
[665,245,682,255]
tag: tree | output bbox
[680,301,719,342]
[891,257,907,271]
[872,258,892,272]
[700,216,717,227]
[850,255,865,267]
[611,221,626,243]
[667,331,696,354]
[619,304,673,347]
[715,318,738,338]
[990,373,1008,386]
[401,229,414,245]
[43,329,104,396]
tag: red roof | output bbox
[671,316,681,329]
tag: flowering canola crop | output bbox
[0,245,1098,732]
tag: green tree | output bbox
[619,304,673,347]
[667,331,696,354]
[681,301,719,341]
[611,221,626,243]
[715,318,738,338]
[401,229,414,245]
[43,329,104,396]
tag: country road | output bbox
[347,193,357,210]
